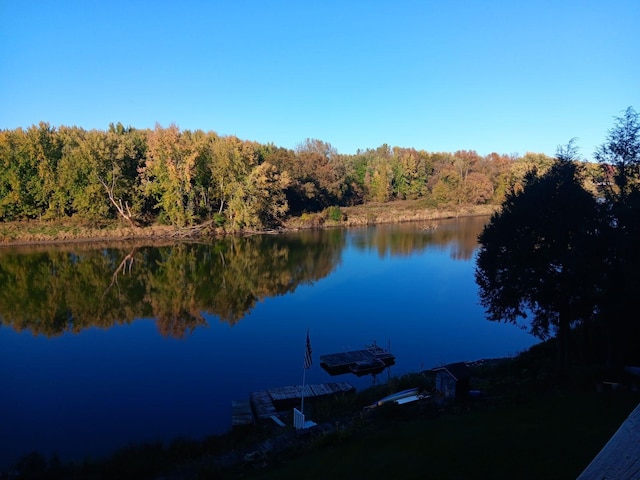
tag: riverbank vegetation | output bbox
[0,120,602,244]
[0,201,494,245]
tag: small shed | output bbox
[432,362,471,402]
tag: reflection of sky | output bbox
[284,241,534,371]
[0,225,538,470]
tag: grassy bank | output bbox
[238,390,638,480]
[0,219,183,246]
[0,201,497,246]
[286,201,496,230]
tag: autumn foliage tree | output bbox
[0,119,613,230]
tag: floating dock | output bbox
[320,342,395,375]
[232,382,355,427]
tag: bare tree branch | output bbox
[102,249,136,298]
[97,174,137,227]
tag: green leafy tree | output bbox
[430,167,461,205]
[393,147,432,199]
[0,128,33,219]
[595,107,640,201]
[507,152,555,195]
[141,124,204,226]
[207,135,255,217]
[369,160,393,202]
[342,151,370,202]
[23,122,63,218]
[95,124,147,225]
[475,144,600,368]
[56,126,114,220]
[227,162,290,230]
[594,107,640,365]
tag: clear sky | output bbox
[1,1,638,159]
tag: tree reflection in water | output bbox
[0,217,487,338]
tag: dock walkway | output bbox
[232,382,355,427]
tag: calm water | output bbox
[0,216,537,469]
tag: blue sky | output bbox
[1,1,638,159]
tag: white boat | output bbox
[395,394,427,405]
[376,387,419,406]
[363,387,422,411]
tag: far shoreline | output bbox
[0,202,497,248]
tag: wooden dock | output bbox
[231,400,254,426]
[320,343,395,374]
[232,382,355,426]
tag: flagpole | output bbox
[301,359,307,415]
[301,329,312,416]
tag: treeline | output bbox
[0,122,602,230]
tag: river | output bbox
[0,215,538,469]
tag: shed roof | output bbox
[432,362,471,382]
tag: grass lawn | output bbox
[237,390,638,480]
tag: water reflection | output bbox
[0,217,487,338]
[350,215,488,260]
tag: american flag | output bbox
[303,330,312,369]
